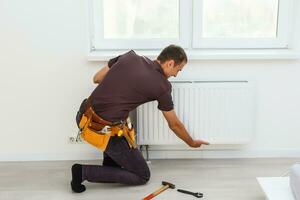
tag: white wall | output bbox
[0,0,299,161]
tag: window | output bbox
[202,0,278,38]
[193,0,290,48]
[89,0,292,51]
[103,0,178,39]
[89,0,189,49]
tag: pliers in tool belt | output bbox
[100,126,111,134]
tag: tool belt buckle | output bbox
[99,125,111,134]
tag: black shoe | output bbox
[71,164,86,193]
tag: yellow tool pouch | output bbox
[79,114,112,151]
[78,111,136,151]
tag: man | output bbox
[71,45,209,193]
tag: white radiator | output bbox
[137,80,255,145]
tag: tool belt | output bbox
[78,100,136,152]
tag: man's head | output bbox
[157,44,187,79]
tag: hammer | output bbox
[143,181,175,200]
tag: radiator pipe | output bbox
[146,145,149,161]
[140,145,150,162]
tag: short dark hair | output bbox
[157,44,187,65]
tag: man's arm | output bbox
[162,110,209,148]
[93,64,110,84]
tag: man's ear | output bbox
[167,60,175,68]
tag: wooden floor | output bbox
[0,158,298,200]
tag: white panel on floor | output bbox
[257,177,295,200]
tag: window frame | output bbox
[89,0,190,50]
[88,0,294,53]
[192,0,292,49]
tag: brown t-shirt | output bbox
[90,50,174,122]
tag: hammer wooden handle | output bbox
[143,185,169,200]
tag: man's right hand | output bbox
[189,139,210,148]
[162,110,211,149]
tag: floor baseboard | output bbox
[1,148,300,161]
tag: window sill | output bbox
[87,49,300,61]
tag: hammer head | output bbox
[162,181,175,189]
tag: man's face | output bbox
[165,60,186,79]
